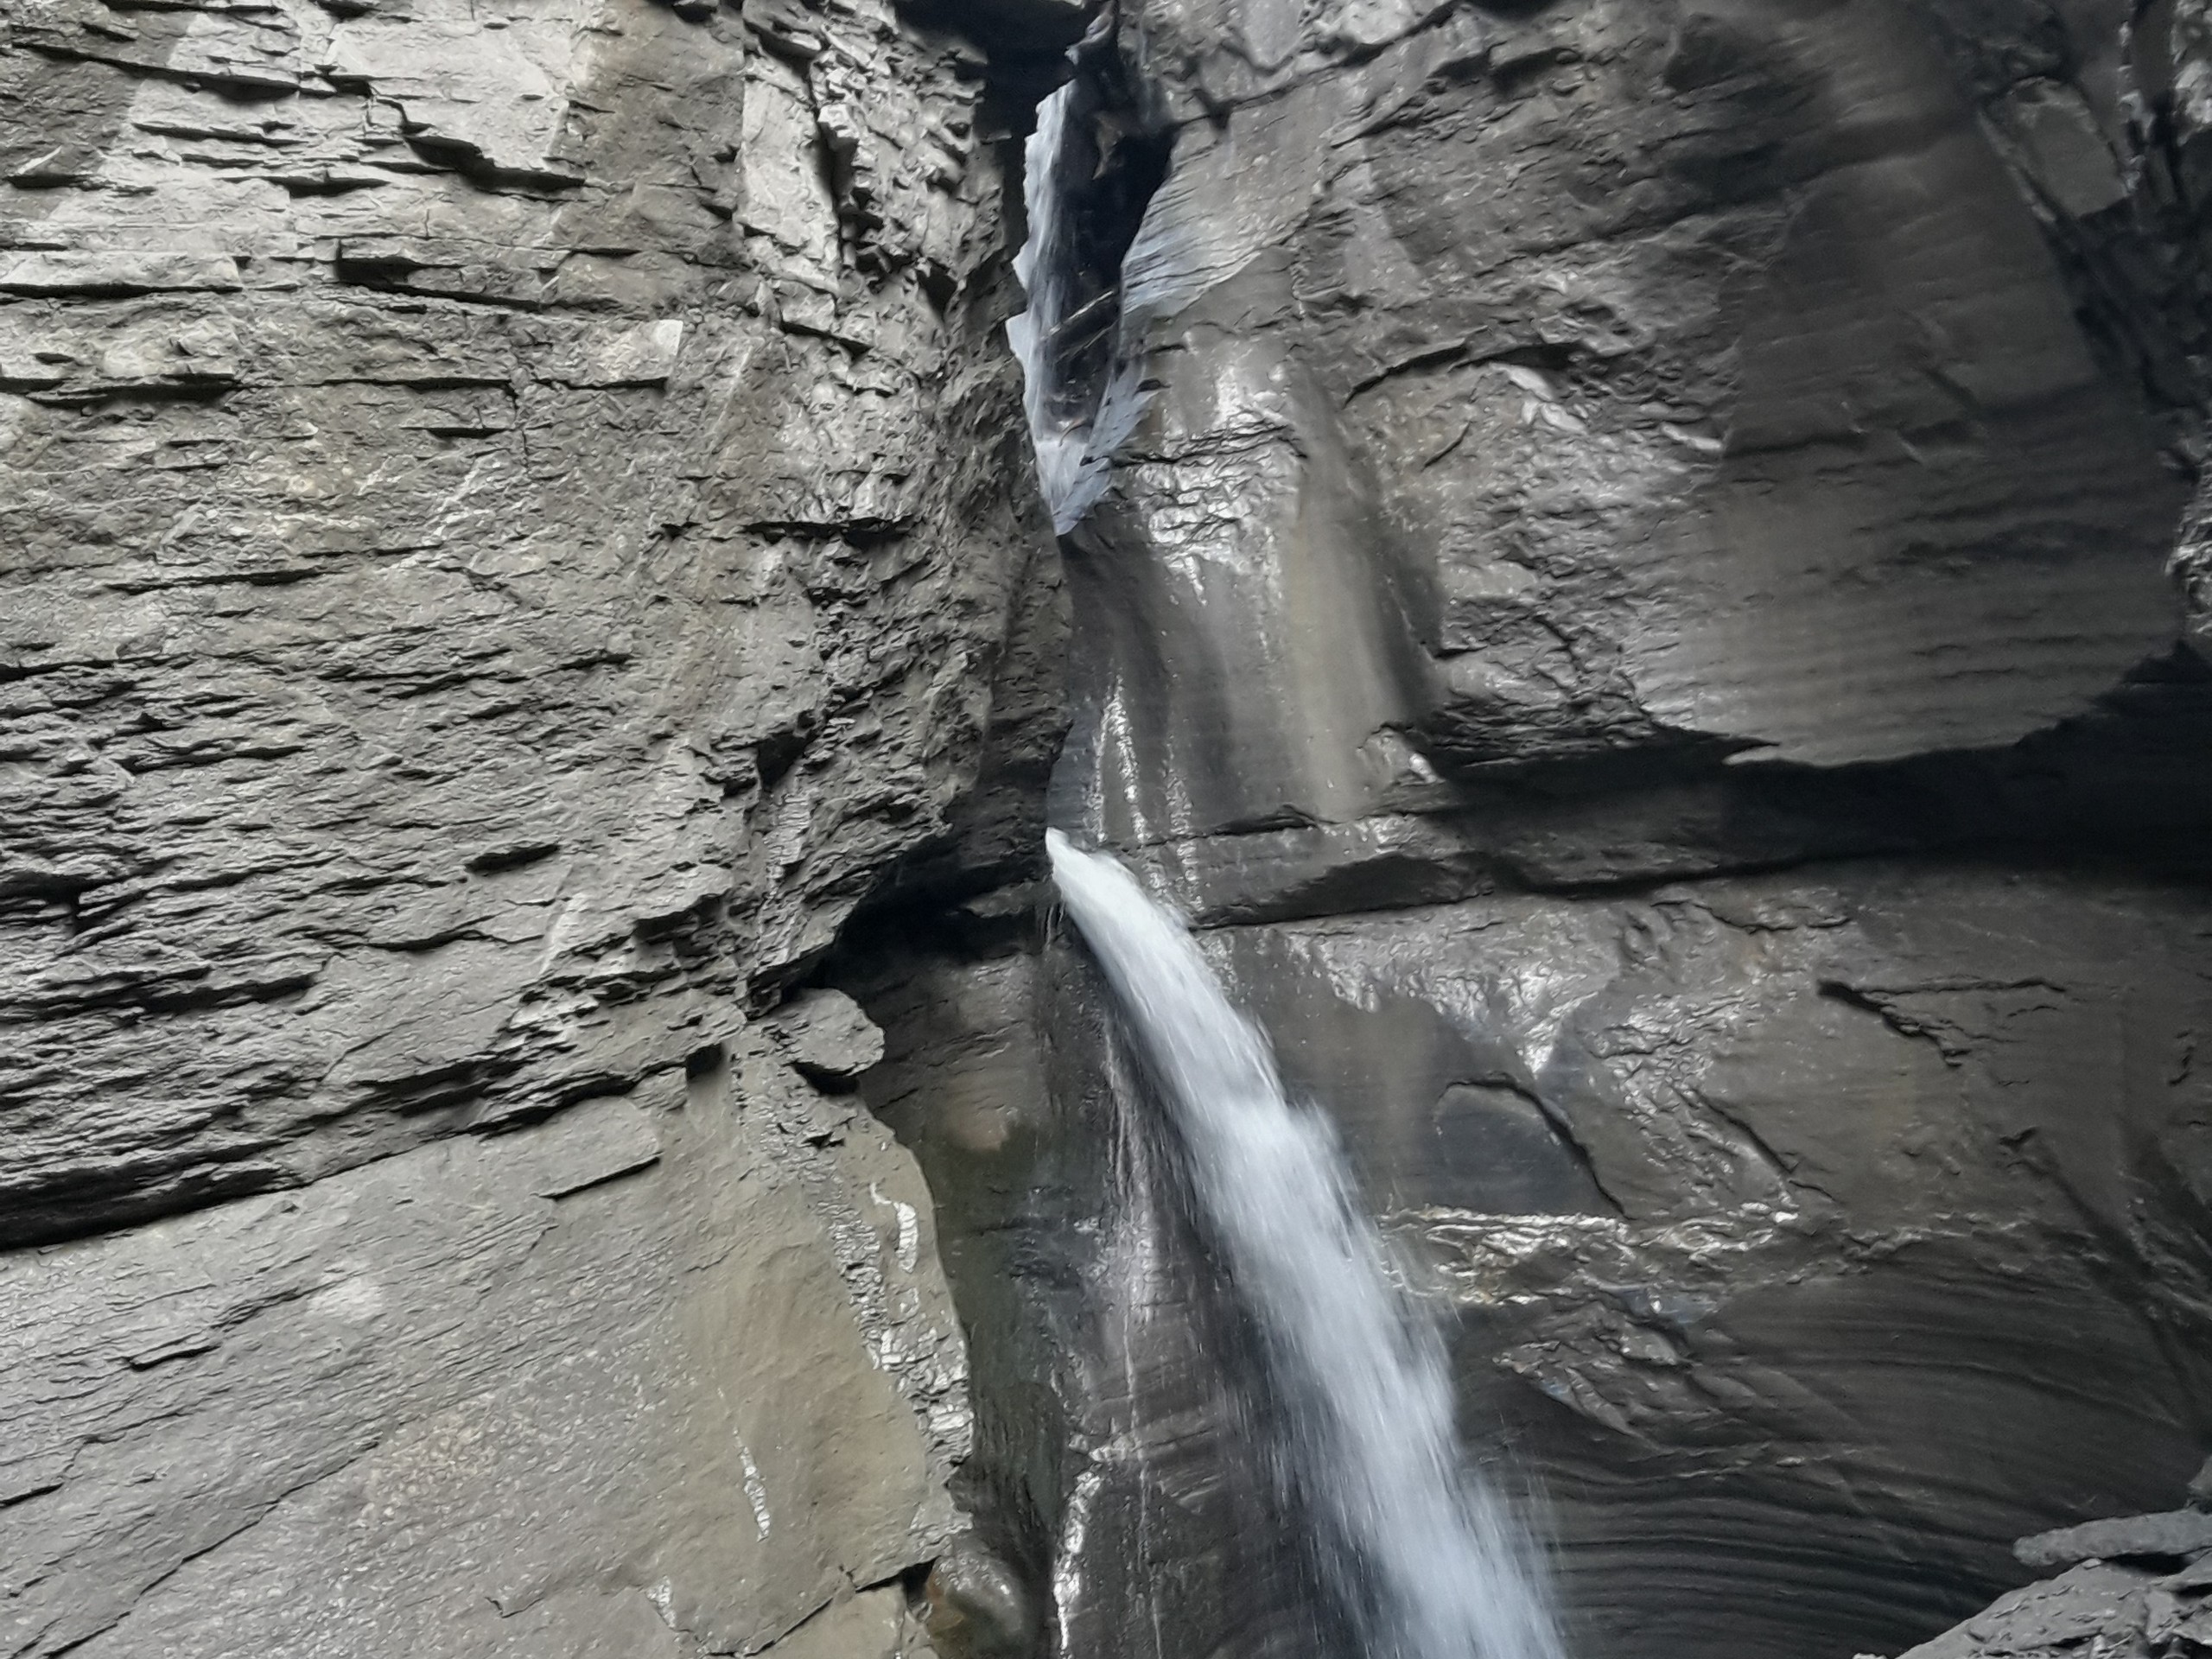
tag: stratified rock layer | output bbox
[2,1047,963,1659]
[855,3,2212,1659]
[1894,1485,2212,1659]
[0,0,1069,1650]
[10,0,2212,1656]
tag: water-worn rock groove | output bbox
[9,1,2212,1658]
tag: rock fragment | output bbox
[766,988,887,1088]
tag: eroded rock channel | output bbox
[6,0,2212,1656]
[855,4,2212,1659]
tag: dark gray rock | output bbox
[768,987,889,1087]
[858,3,2212,1659]
[2188,1456,2212,1512]
[12,0,2212,1656]
[871,860,2212,1659]
[1897,1499,2212,1659]
[0,0,1071,1651]
[1051,0,2193,863]
[2016,1512,2212,1573]
[0,0,1062,1249]
[1900,1560,2166,1659]
[921,1535,1039,1658]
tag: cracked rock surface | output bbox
[13,0,2212,1655]
[1894,1482,2212,1658]
[853,3,2212,1659]
[0,0,1070,1649]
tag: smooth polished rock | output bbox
[869,860,2212,1659]
[889,3,2212,1659]
[1054,0,2196,851]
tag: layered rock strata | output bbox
[10,0,2212,1656]
[0,0,1070,1651]
[1895,1479,2212,1659]
[855,3,2212,1659]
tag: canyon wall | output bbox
[856,3,2212,1659]
[0,0,1070,1651]
[9,0,2212,1656]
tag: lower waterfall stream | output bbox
[1046,830,1567,1659]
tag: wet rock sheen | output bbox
[9,0,2212,1657]
[861,3,2212,1659]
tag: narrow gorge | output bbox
[4,2,2212,1658]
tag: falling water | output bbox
[1046,830,1567,1659]
[1005,83,1091,529]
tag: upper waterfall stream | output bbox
[1046,830,1567,1659]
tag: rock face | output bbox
[1894,1485,2212,1659]
[11,0,2212,1656]
[0,0,1071,1651]
[851,3,2212,1659]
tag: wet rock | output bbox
[922,1535,1039,1659]
[869,2,2212,1658]
[875,858,2212,1659]
[1901,1560,2164,1659]
[1897,1497,2212,1659]
[1051,0,2196,853]
[11,0,2212,1656]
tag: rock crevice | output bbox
[861,4,2212,1659]
[10,0,2212,1656]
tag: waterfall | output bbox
[1046,830,1568,1659]
[1006,59,1173,537]
[1006,83,1099,532]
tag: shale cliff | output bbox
[8,1,2212,1658]
[0,0,1068,1652]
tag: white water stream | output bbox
[1046,830,1567,1659]
[1005,83,1091,530]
